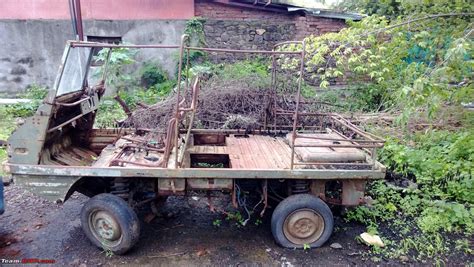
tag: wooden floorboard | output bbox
[189,134,292,169]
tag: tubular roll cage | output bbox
[70,34,385,170]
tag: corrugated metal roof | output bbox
[234,0,365,20]
[271,0,328,9]
[287,7,364,20]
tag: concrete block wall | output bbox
[0,20,186,96]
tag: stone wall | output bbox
[195,1,347,61]
[203,20,296,60]
[0,20,186,96]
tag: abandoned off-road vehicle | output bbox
[4,35,385,254]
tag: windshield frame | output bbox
[55,44,93,97]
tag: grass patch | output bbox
[0,85,48,176]
[0,106,16,176]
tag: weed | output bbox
[193,162,225,168]
[3,85,48,118]
[0,85,48,176]
[101,248,114,258]
[212,219,222,227]
[345,129,474,262]
[94,99,127,128]
[140,63,168,87]
[95,47,137,91]
[184,17,206,46]
[454,239,472,254]
[226,211,245,226]
[303,244,310,250]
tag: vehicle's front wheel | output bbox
[271,194,333,249]
[81,193,140,255]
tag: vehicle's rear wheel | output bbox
[81,193,140,255]
[271,194,333,249]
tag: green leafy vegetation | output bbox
[184,17,207,47]
[3,85,48,117]
[346,129,474,261]
[189,58,271,88]
[282,1,472,118]
[93,48,178,127]
[101,248,115,258]
[95,47,137,91]
[212,219,222,227]
[307,2,474,261]
[140,63,168,87]
[0,85,48,175]
[193,162,225,168]
[226,211,246,226]
[94,100,127,128]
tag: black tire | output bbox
[271,194,334,249]
[81,193,140,255]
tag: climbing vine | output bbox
[184,16,207,46]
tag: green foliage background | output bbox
[283,1,472,119]
[316,0,474,262]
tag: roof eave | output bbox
[287,7,365,21]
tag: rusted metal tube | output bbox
[293,144,383,148]
[186,48,190,88]
[47,114,84,133]
[111,159,160,167]
[122,144,164,153]
[70,42,181,49]
[290,40,306,170]
[295,134,383,144]
[178,77,200,167]
[74,0,84,41]
[55,97,90,107]
[100,48,112,82]
[174,35,189,168]
[185,46,302,55]
[273,40,303,48]
[293,162,374,166]
[331,115,383,142]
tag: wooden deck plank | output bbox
[186,134,295,169]
[257,136,287,169]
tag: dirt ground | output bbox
[0,184,459,266]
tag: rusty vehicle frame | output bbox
[3,34,385,254]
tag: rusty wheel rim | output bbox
[283,208,324,245]
[89,210,122,247]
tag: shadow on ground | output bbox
[0,184,416,266]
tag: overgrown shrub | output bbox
[140,64,167,87]
[280,3,473,120]
[346,129,474,260]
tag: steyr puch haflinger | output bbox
[4,35,385,254]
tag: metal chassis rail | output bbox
[5,163,386,180]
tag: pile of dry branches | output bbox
[126,76,269,131]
